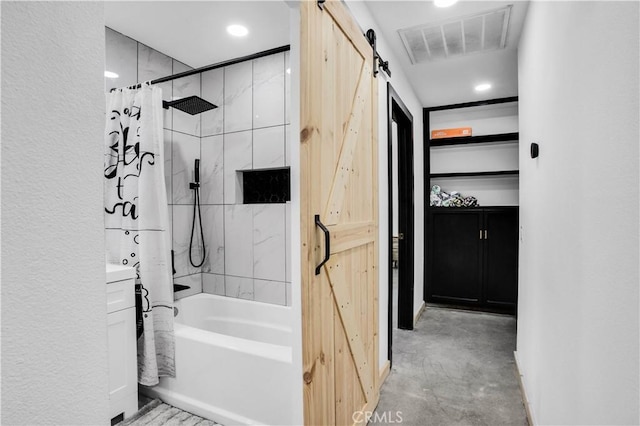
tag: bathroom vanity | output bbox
[106,264,137,423]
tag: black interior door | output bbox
[483,208,519,309]
[388,83,415,337]
[395,109,414,330]
[429,210,482,305]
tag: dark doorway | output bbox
[387,83,415,365]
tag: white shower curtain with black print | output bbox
[104,85,175,386]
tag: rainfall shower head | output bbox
[163,96,217,115]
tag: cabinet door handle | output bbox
[479,230,483,240]
[484,230,488,240]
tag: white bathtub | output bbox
[141,293,294,425]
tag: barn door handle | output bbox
[315,215,330,275]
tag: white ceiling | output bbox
[366,0,529,107]
[104,1,291,68]
[105,0,527,108]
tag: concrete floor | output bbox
[376,297,528,425]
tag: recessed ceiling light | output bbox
[434,0,458,7]
[227,24,248,37]
[475,83,492,92]
[104,71,119,79]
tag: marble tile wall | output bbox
[105,27,291,306]
[202,47,291,306]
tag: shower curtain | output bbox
[104,85,175,386]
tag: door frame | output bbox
[387,83,415,352]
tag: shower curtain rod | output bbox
[110,45,290,92]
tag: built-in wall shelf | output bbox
[426,96,519,112]
[430,170,519,179]
[430,132,519,147]
[424,97,520,315]
[425,96,520,205]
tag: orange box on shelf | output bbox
[431,127,472,139]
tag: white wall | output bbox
[344,1,426,370]
[1,3,109,425]
[516,2,639,424]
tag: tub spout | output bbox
[174,284,190,292]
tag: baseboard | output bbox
[513,351,536,426]
[378,360,391,387]
[413,301,426,327]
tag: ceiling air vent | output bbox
[398,5,512,64]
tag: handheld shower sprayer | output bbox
[189,158,206,268]
[190,159,200,189]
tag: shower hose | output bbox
[189,182,206,268]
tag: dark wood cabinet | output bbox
[430,210,483,304]
[427,207,518,313]
[483,209,519,308]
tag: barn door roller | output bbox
[317,0,325,10]
[365,29,391,78]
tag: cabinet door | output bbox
[429,210,482,305]
[483,209,519,309]
[108,307,138,419]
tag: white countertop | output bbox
[106,263,136,283]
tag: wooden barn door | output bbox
[300,1,379,424]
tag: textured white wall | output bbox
[1,3,109,424]
[516,2,639,424]
[344,1,426,370]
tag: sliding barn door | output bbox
[300,1,379,424]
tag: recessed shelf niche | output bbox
[241,167,291,204]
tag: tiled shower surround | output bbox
[106,28,292,306]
